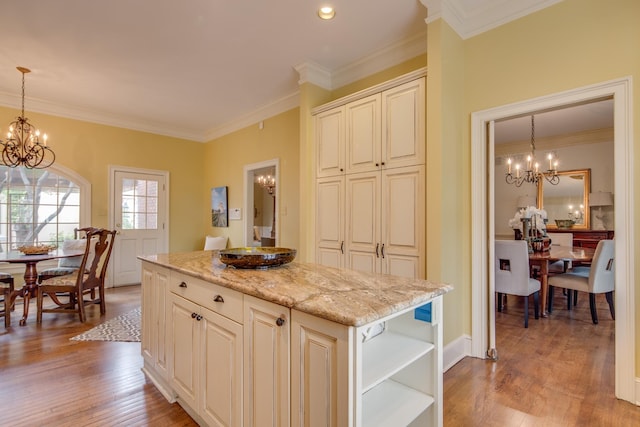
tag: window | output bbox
[0,165,89,252]
[121,178,158,230]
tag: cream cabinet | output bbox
[168,272,243,427]
[243,295,290,427]
[292,296,443,427]
[316,175,345,269]
[316,106,346,178]
[141,263,171,396]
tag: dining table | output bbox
[2,249,84,326]
[529,244,595,316]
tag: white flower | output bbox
[508,205,547,232]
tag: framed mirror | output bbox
[538,169,591,230]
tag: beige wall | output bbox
[0,106,206,253]
[429,0,639,369]
[203,108,300,250]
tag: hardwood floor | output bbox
[0,285,196,427]
[2,285,639,426]
[444,288,640,426]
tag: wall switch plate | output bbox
[229,208,242,220]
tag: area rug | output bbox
[70,307,141,342]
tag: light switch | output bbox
[229,208,242,220]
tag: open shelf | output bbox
[362,379,434,427]
[362,330,434,393]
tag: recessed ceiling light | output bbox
[318,6,336,20]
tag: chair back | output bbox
[495,240,532,296]
[589,239,614,293]
[547,232,573,247]
[76,228,117,291]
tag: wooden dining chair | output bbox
[548,239,614,324]
[495,240,541,328]
[0,273,15,327]
[37,228,83,283]
[36,228,116,323]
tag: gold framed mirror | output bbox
[538,169,591,230]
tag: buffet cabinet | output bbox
[315,76,426,279]
[141,261,444,426]
[548,229,614,248]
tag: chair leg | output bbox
[589,293,598,324]
[573,290,578,306]
[605,291,615,320]
[533,291,540,320]
[36,289,43,324]
[99,285,106,315]
[548,286,554,313]
[497,292,504,312]
[567,289,573,311]
[523,295,529,328]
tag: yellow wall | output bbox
[203,108,300,249]
[430,0,639,369]
[0,106,206,253]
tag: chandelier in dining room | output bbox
[0,67,56,169]
[505,115,559,187]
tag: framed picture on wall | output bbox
[211,186,228,227]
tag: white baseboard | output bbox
[443,334,472,372]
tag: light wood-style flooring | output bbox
[2,285,640,426]
[444,289,640,426]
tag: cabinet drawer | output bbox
[170,272,243,323]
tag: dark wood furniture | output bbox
[0,273,14,327]
[550,229,614,248]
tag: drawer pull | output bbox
[276,316,286,327]
[196,314,202,321]
[179,282,187,288]
[191,312,197,319]
[213,295,224,303]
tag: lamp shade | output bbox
[516,195,537,208]
[589,192,613,207]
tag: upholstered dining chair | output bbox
[37,228,84,283]
[204,235,228,250]
[36,228,116,323]
[495,240,541,328]
[0,273,15,327]
[548,239,614,324]
[547,232,574,273]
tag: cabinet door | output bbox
[141,264,169,379]
[141,266,155,366]
[346,94,381,174]
[155,268,170,378]
[316,176,345,268]
[381,165,425,279]
[316,107,345,178]
[169,294,200,411]
[244,295,290,427]
[381,78,425,168]
[291,310,352,427]
[201,307,243,427]
[346,171,381,274]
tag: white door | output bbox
[111,167,168,286]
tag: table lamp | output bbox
[589,191,613,230]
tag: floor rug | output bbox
[70,307,141,342]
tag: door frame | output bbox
[243,158,279,247]
[470,77,635,403]
[108,165,170,286]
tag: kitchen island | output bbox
[140,250,453,427]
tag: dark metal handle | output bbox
[375,243,379,258]
[213,295,224,303]
[381,243,385,259]
[381,162,385,166]
[340,241,344,254]
[276,317,285,327]
[191,312,197,318]
[196,314,202,321]
[375,163,379,167]
[179,282,187,288]
[340,168,344,172]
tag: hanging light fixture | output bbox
[505,115,559,187]
[0,67,55,169]
[256,172,276,239]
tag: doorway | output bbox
[109,166,169,286]
[470,78,635,402]
[243,159,279,247]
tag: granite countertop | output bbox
[139,250,453,327]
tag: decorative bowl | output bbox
[18,244,57,255]
[219,247,296,269]
[555,219,575,229]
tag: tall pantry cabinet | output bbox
[315,76,426,279]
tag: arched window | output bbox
[0,164,91,252]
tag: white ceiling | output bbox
[1,0,601,144]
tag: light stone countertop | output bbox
[139,250,453,327]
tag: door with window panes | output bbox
[112,169,167,286]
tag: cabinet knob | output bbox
[375,163,379,167]
[179,282,187,288]
[340,168,344,172]
[191,312,197,318]
[213,295,224,303]
[196,315,203,321]
[381,162,385,166]
[276,317,286,327]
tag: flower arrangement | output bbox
[508,205,548,235]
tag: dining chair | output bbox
[36,228,116,323]
[0,273,15,327]
[547,232,573,273]
[548,239,614,324]
[204,235,228,250]
[495,240,541,328]
[37,228,84,283]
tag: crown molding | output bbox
[294,62,332,90]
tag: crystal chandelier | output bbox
[505,115,559,187]
[256,174,275,194]
[0,67,55,169]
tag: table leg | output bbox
[540,261,549,317]
[8,262,39,326]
